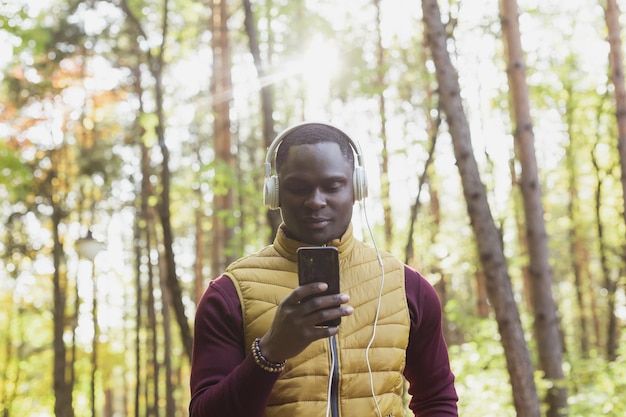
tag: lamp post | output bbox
[76,231,104,417]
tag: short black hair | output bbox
[274,123,355,173]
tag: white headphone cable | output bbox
[361,200,385,417]
[325,336,336,417]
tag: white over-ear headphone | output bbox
[263,122,368,209]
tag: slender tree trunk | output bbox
[604,0,626,242]
[134,211,142,417]
[242,0,281,240]
[499,1,567,415]
[591,147,619,361]
[590,103,608,351]
[564,82,590,358]
[104,389,113,417]
[194,198,205,302]
[505,20,569,416]
[405,20,441,266]
[134,59,148,417]
[159,256,176,417]
[211,0,236,273]
[373,0,393,247]
[120,0,193,362]
[146,222,159,417]
[566,144,591,358]
[133,211,143,417]
[155,0,193,361]
[404,124,439,265]
[421,1,540,416]
[604,0,626,360]
[429,190,459,341]
[193,132,205,303]
[191,111,205,302]
[509,158,533,310]
[52,204,74,417]
[90,260,98,417]
[70,233,80,396]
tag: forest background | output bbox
[1,0,625,416]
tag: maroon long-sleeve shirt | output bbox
[190,266,458,417]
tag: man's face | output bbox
[278,142,354,245]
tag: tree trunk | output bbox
[155,0,193,361]
[590,109,607,351]
[52,204,74,417]
[421,1,540,416]
[134,61,148,417]
[159,253,176,417]
[508,158,533,310]
[564,82,590,358]
[90,260,98,417]
[132,214,143,417]
[404,123,439,265]
[193,132,206,303]
[211,0,236,273]
[194,199,205,303]
[499,2,568,415]
[373,0,393,247]
[146,222,159,417]
[242,0,281,240]
[591,147,619,361]
[566,142,591,358]
[120,0,193,362]
[604,0,626,247]
[604,0,626,361]
[405,22,441,266]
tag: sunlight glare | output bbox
[298,38,340,118]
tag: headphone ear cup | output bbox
[353,166,368,201]
[263,175,280,209]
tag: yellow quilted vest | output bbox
[225,225,410,417]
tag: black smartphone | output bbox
[297,246,341,327]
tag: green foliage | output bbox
[451,321,626,417]
[567,350,626,416]
[1,1,88,106]
[0,300,56,417]
[0,141,33,201]
[449,318,516,416]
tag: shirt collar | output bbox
[273,223,355,262]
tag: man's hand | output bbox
[259,283,353,363]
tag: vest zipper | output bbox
[330,335,340,417]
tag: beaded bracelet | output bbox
[251,337,286,373]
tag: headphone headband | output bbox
[263,121,368,209]
[264,121,364,171]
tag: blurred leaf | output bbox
[0,141,34,201]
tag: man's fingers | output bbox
[287,282,328,303]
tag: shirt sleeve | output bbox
[403,266,459,417]
[189,275,280,417]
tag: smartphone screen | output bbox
[297,246,341,327]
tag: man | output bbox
[189,122,458,417]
